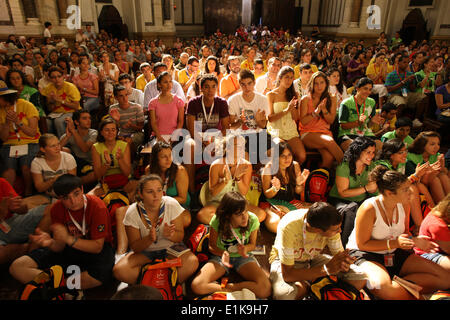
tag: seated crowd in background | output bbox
[0,25,449,300]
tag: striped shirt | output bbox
[385,69,415,96]
[109,102,145,136]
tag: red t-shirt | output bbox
[0,178,19,220]
[51,194,113,244]
[414,213,450,255]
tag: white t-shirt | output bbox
[30,152,77,181]
[44,28,52,38]
[123,196,184,252]
[228,92,269,131]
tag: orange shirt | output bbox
[219,74,240,98]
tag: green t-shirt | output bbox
[20,85,45,117]
[374,159,406,174]
[338,96,376,138]
[210,211,260,258]
[381,130,414,148]
[415,70,437,94]
[329,161,376,203]
[406,152,440,176]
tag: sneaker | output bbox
[412,119,423,128]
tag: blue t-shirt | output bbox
[435,84,450,116]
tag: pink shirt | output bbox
[148,95,184,135]
[72,73,98,98]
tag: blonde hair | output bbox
[431,193,450,224]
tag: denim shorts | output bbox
[0,204,46,246]
[421,252,445,264]
[209,254,259,275]
[0,143,40,171]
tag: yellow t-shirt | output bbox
[366,63,394,84]
[177,68,191,88]
[136,74,155,92]
[369,110,397,133]
[241,59,255,71]
[294,64,318,80]
[0,99,40,145]
[41,81,81,114]
[269,209,343,265]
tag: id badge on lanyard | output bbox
[228,225,246,254]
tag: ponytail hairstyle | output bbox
[369,165,408,194]
[215,191,248,239]
[135,174,163,202]
[37,133,58,157]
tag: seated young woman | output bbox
[261,141,310,233]
[89,118,137,258]
[346,165,450,300]
[30,133,77,202]
[414,194,450,273]
[190,191,271,299]
[299,71,343,169]
[144,140,191,228]
[406,131,450,205]
[266,66,306,165]
[375,138,433,231]
[197,134,266,225]
[113,174,199,285]
[328,136,379,247]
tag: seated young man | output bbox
[59,110,98,190]
[9,174,115,290]
[269,202,367,300]
[41,66,81,138]
[369,102,398,138]
[109,84,145,158]
[0,178,51,264]
[118,73,144,107]
[381,117,414,148]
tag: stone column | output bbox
[57,0,68,26]
[349,0,363,28]
[21,0,40,25]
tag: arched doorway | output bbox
[400,8,430,45]
[97,5,127,39]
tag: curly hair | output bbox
[343,136,376,178]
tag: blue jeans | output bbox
[209,254,259,275]
[0,205,46,245]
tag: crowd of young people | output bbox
[0,24,449,300]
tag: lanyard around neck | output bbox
[67,195,88,236]
[201,96,215,126]
[230,224,245,245]
[353,95,366,120]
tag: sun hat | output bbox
[0,80,18,96]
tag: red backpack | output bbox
[309,276,366,300]
[188,224,210,264]
[137,258,184,300]
[302,168,330,203]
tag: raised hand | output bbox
[296,169,310,187]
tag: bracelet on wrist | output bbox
[70,236,78,247]
[387,239,391,251]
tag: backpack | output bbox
[137,257,184,300]
[187,224,210,264]
[19,265,80,300]
[309,276,365,300]
[302,168,330,203]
